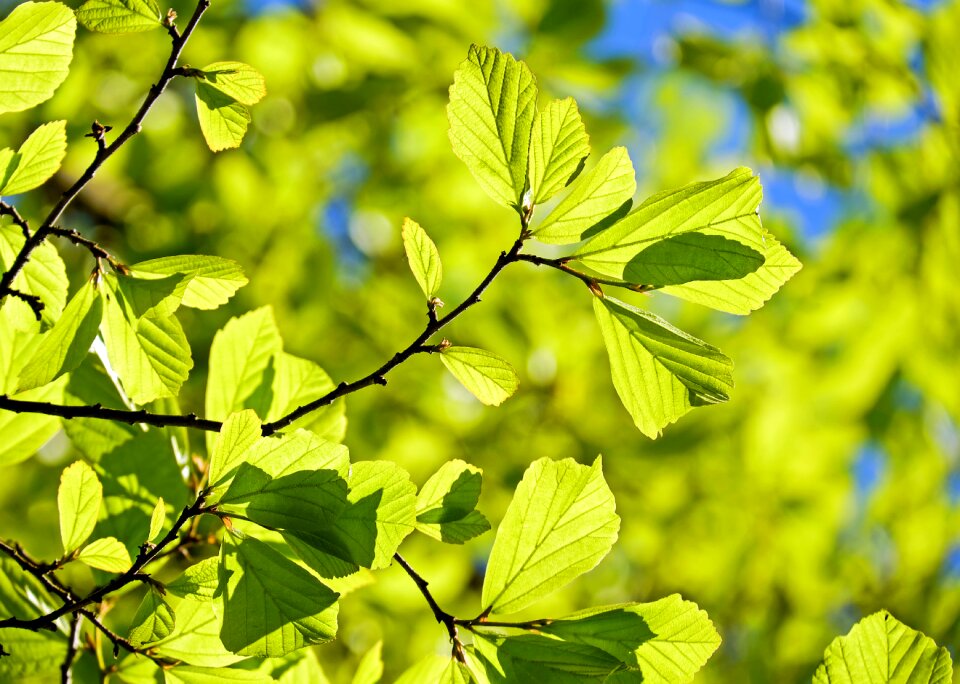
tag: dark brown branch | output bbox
[0,201,31,238]
[0,492,207,633]
[50,227,126,273]
[59,614,82,683]
[0,396,222,432]
[6,288,44,320]
[0,0,211,303]
[393,553,465,663]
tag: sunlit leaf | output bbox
[195,83,253,152]
[166,557,219,601]
[482,456,619,615]
[76,0,160,33]
[198,61,266,105]
[528,97,590,205]
[77,536,131,572]
[401,217,442,300]
[129,587,176,647]
[0,120,68,196]
[447,44,537,209]
[130,255,248,310]
[593,296,733,438]
[416,459,490,544]
[396,655,472,684]
[58,460,102,554]
[147,497,165,542]
[152,598,244,667]
[440,346,518,406]
[352,640,383,684]
[0,1,76,115]
[0,224,69,325]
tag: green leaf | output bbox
[147,497,165,542]
[813,611,953,683]
[447,44,537,210]
[440,346,519,406]
[401,217,442,300]
[532,146,636,245]
[0,224,69,325]
[0,1,76,115]
[574,167,801,313]
[0,120,68,196]
[541,595,722,683]
[284,460,417,574]
[352,640,383,684]
[129,587,176,647]
[481,456,619,615]
[166,557,219,601]
[58,460,102,554]
[396,655,473,684]
[469,633,626,683]
[0,629,66,681]
[255,351,346,442]
[208,410,263,489]
[528,97,590,205]
[60,356,138,460]
[99,274,193,404]
[206,307,282,422]
[195,83,253,152]
[152,598,244,667]
[77,536,131,572]
[218,534,340,657]
[76,0,160,33]
[113,272,190,319]
[416,459,490,544]
[592,296,734,438]
[618,232,765,287]
[18,276,102,391]
[197,62,266,105]
[130,255,248,310]
[165,666,267,683]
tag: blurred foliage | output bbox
[1,0,958,681]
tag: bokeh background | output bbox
[1,0,959,681]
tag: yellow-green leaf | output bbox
[401,217,442,300]
[440,346,518,406]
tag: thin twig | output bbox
[393,553,465,663]
[0,201,31,238]
[6,288,44,320]
[0,0,211,303]
[515,253,654,293]
[59,614,82,683]
[50,227,126,273]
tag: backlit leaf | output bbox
[76,0,161,33]
[58,460,102,554]
[528,97,590,205]
[77,536,131,572]
[130,255,248,310]
[440,346,518,406]
[197,61,266,105]
[0,120,68,196]
[401,217,442,300]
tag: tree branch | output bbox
[393,553,465,663]
[59,614,82,683]
[515,253,654,294]
[0,0,211,304]
[0,201,31,238]
[50,227,126,273]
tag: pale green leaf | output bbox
[0,1,76,115]
[592,296,734,438]
[416,459,490,544]
[532,146,635,245]
[0,374,65,465]
[469,633,625,683]
[574,167,801,313]
[18,276,102,391]
[166,557,219,601]
[542,595,722,683]
[208,410,263,489]
[0,629,66,681]
[285,460,417,574]
[130,255,248,310]
[813,611,953,684]
[113,272,190,319]
[257,351,346,442]
[151,598,244,667]
[129,587,176,647]
[440,346,518,406]
[99,274,193,404]
[481,456,619,615]
[528,97,590,205]
[197,61,266,105]
[396,655,473,684]
[57,459,102,554]
[206,307,282,422]
[0,120,68,195]
[77,536,131,572]
[447,44,537,209]
[401,217,442,300]
[0,224,69,325]
[195,83,252,152]
[76,0,160,33]
[352,640,383,684]
[164,666,267,684]
[218,534,340,657]
[147,497,165,542]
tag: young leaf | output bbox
[575,167,801,313]
[352,640,383,684]
[0,224,69,325]
[130,255,248,310]
[440,346,519,406]
[208,410,262,489]
[128,587,175,647]
[0,1,76,115]
[447,45,537,210]
[401,217,442,300]
[532,146,636,245]
[195,83,253,152]
[206,307,282,422]
[0,120,68,196]
[58,460,102,554]
[166,557,220,601]
[18,276,102,392]
[592,296,734,438]
[218,534,340,657]
[813,611,953,683]
[77,536,131,572]
[99,274,193,404]
[481,456,619,615]
[197,62,266,105]
[528,97,590,205]
[76,0,161,33]
[541,595,722,683]
[416,459,490,544]
[148,497,165,542]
